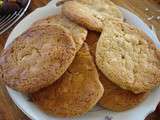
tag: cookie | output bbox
[61,0,123,32]
[96,19,160,93]
[99,72,149,111]
[0,25,76,93]
[33,15,87,51]
[88,38,149,111]
[31,43,104,117]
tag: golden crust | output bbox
[96,19,160,93]
[61,0,123,32]
[0,25,76,93]
[33,15,87,52]
[31,43,104,117]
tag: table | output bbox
[0,0,159,120]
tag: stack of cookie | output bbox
[0,0,160,117]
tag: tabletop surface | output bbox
[0,0,159,120]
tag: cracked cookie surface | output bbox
[0,25,76,93]
[61,0,123,32]
[31,43,104,117]
[33,15,87,52]
[96,19,160,93]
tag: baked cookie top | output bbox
[96,19,160,93]
[0,24,76,93]
[31,43,104,117]
[33,15,87,52]
[61,0,123,32]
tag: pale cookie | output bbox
[61,0,123,32]
[88,40,149,111]
[96,19,160,94]
[0,25,76,93]
[33,15,87,51]
[31,43,104,117]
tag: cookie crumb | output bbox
[147,16,154,21]
[145,8,149,11]
[157,16,160,20]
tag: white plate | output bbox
[5,1,160,120]
[0,0,31,35]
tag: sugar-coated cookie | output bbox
[0,25,76,93]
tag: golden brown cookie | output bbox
[0,25,76,93]
[33,15,87,51]
[61,0,123,32]
[99,73,149,111]
[96,19,160,94]
[31,43,104,117]
[87,38,149,111]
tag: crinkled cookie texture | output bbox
[96,19,160,94]
[0,25,76,93]
[33,15,87,52]
[61,0,123,32]
[88,40,149,111]
[31,43,104,117]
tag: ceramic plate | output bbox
[5,1,160,120]
[0,0,31,35]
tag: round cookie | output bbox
[61,0,123,32]
[96,19,160,94]
[0,25,76,93]
[31,43,104,117]
[33,15,87,52]
[87,33,149,111]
